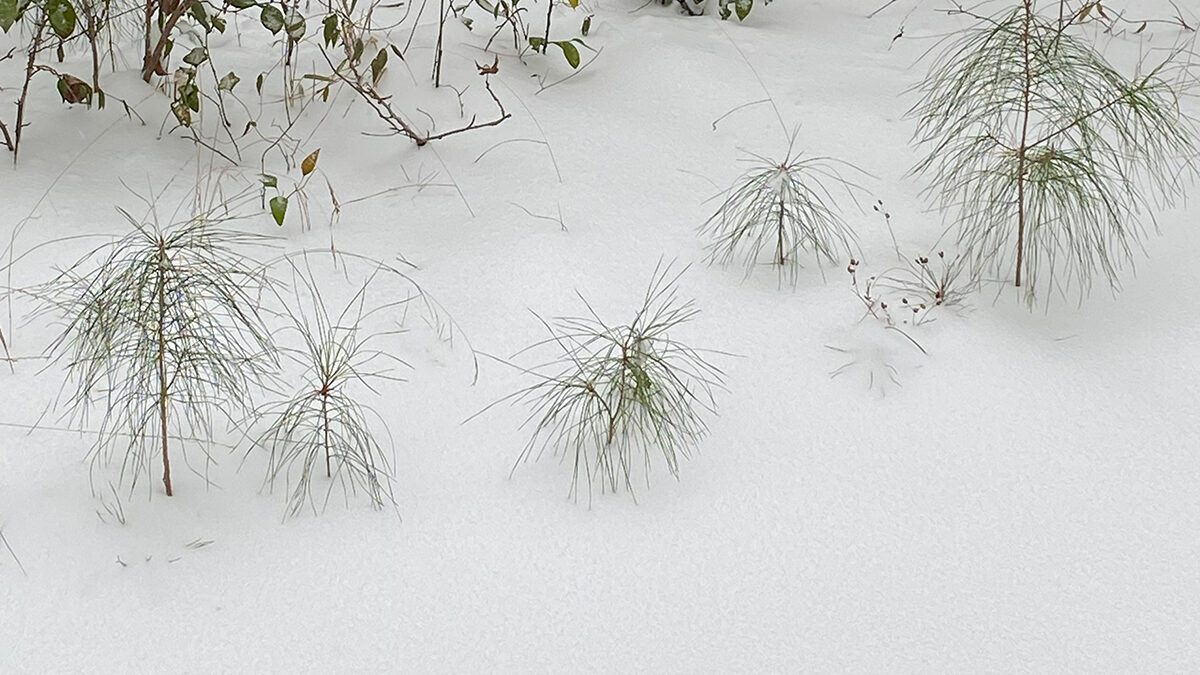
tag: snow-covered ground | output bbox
[2,0,1199,670]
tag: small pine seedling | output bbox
[486,263,726,504]
[250,262,408,518]
[702,143,865,284]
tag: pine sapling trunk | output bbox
[603,344,634,493]
[156,237,173,496]
[605,402,619,447]
[320,389,332,479]
[1014,0,1035,288]
[775,192,786,266]
[605,385,622,449]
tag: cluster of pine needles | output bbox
[477,263,727,504]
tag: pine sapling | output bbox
[909,0,1198,304]
[40,204,276,497]
[479,263,726,503]
[250,261,409,518]
[702,142,865,284]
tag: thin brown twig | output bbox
[322,47,509,146]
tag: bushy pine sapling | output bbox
[484,263,726,503]
[40,205,276,497]
[251,262,407,518]
[909,0,1198,305]
[702,144,864,284]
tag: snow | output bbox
[2,0,1199,670]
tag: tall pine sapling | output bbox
[41,205,276,497]
[909,0,1198,305]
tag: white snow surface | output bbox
[2,0,1199,671]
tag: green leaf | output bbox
[555,40,579,69]
[255,72,265,93]
[217,71,240,91]
[45,0,76,38]
[260,4,283,33]
[734,0,752,21]
[260,173,277,188]
[370,47,387,84]
[528,36,545,51]
[581,14,591,36]
[182,84,200,111]
[322,13,337,47]
[269,195,287,225]
[283,8,304,39]
[182,46,208,66]
[212,14,226,32]
[0,0,20,32]
[227,0,255,8]
[189,1,210,30]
